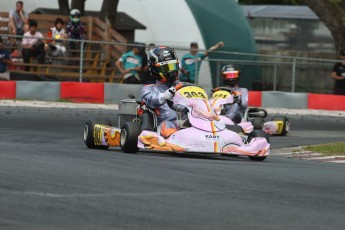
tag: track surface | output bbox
[1,106,345,230]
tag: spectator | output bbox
[141,43,156,84]
[0,37,12,80]
[180,41,224,83]
[115,43,142,84]
[66,9,86,55]
[47,18,67,58]
[21,20,45,71]
[331,50,345,95]
[8,1,29,44]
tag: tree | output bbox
[71,0,87,16]
[100,0,120,29]
[58,0,70,15]
[301,0,345,54]
[57,0,119,29]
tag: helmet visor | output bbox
[223,71,239,79]
[155,60,179,73]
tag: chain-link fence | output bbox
[1,34,339,94]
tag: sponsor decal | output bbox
[212,90,231,99]
[93,125,121,146]
[126,56,140,65]
[205,134,220,140]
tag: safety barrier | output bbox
[1,81,345,111]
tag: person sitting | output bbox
[141,46,180,138]
[47,18,67,59]
[21,20,45,71]
[212,64,248,124]
[0,37,12,80]
[8,1,29,44]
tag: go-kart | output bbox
[83,84,270,161]
[211,87,290,136]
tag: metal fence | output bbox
[2,34,339,94]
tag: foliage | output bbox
[302,142,345,156]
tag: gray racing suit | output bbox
[141,81,178,137]
[221,86,248,124]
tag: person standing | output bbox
[141,43,156,84]
[0,37,12,80]
[180,41,224,83]
[21,20,45,71]
[331,50,345,95]
[8,1,29,44]
[66,9,86,55]
[115,43,142,84]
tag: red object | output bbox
[308,93,345,110]
[248,91,262,107]
[0,81,16,99]
[60,82,104,103]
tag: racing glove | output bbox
[158,87,176,104]
[234,95,242,104]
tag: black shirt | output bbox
[332,62,345,89]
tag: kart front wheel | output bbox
[120,122,141,153]
[272,116,289,136]
[247,130,269,161]
[84,118,112,149]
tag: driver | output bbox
[141,46,179,138]
[213,64,248,123]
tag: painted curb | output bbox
[1,81,345,111]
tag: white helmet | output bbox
[70,9,81,23]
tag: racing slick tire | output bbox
[84,118,112,149]
[120,122,141,153]
[226,125,244,134]
[252,117,264,130]
[247,130,269,161]
[271,116,289,136]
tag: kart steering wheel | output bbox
[212,87,235,94]
[166,82,195,112]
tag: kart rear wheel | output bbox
[252,117,264,130]
[120,122,141,153]
[272,116,289,136]
[247,130,269,161]
[84,118,112,149]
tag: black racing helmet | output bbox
[147,46,179,83]
[221,64,240,86]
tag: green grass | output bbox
[302,142,345,156]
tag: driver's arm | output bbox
[238,88,248,109]
[141,85,171,108]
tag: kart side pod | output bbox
[84,118,121,149]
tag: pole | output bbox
[291,58,296,92]
[79,40,85,82]
[273,63,277,91]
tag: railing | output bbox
[0,30,340,94]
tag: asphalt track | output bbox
[1,105,345,230]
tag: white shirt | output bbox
[22,31,44,47]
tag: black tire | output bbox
[247,130,269,161]
[226,125,244,134]
[271,116,289,136]
[84,118,112,149]
[252,117,264,130]
[120,122,141,153]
